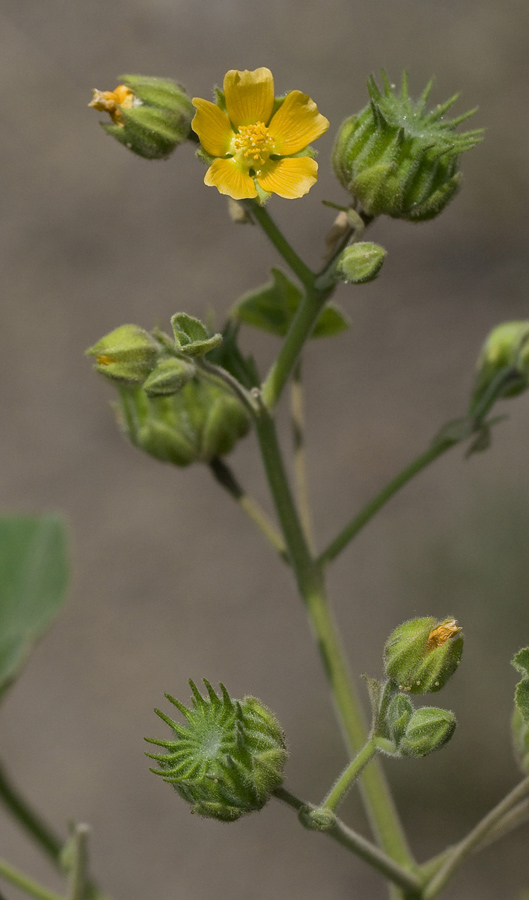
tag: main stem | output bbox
[255,406,415,869]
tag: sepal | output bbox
[171,313,223,357]
[143,357,197,396]
[146,681,288,821]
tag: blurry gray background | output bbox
[1,1,529,898]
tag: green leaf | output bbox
[0,515,69,699]
[232,268,350,339]
[512,648,529,679]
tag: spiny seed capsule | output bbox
[145,680,288,822]
[332,71,482,222]
[384,617,464,694]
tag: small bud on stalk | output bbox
[89,75,195,159]
[336,242,386,284]
[384,617,464,694]
[146,681,288,822]
[332,72,482,221]
[471,321,529,415]
[398,707,456,758]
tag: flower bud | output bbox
[384,617,464,694]
[336,242,386,284]
[89,75,195,160]
[386,694,414,746]
[86,324,161,384]
[146,680,288,822]
[471,322,529,413]
[512,707,529,775]
[142,356,197,396]
[116,378,250,466]
[332,72,482,221]
[399,707,456,758]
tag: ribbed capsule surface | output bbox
[332,72,482,221]
[146,681,288,821]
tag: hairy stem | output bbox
[291,359,314,549]
[321,737,379,812]
[273,788,422,895]
[254,403,415,868]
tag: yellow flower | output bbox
[88,85,136,125]
[192,68,329,200]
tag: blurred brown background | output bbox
[1,1,529,898]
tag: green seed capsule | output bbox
[146,681,288,822]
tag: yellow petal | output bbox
[269,91,329,156]
[224,68,275,128]
[192,99,233,157]
[204,158,258,200]
[257,157,319,199]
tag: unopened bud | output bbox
[86,324,160,384]
[336,242,386,284]
[399,707,456,758]
[386,694,414,746]
[471,322,529,414]
[89,75,195,160]
[384,617,464,694]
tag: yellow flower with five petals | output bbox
[192,68,329,201]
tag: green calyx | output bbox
[101,75,195,160]
[116,378,250,467]
[332,71,483,221]
[384,616,464,694]
[146,681,288,822]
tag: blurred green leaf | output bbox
[0,515,69,699]
[232,268,350,339]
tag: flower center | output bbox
[231,122,274,170]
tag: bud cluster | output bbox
[86,317,249,466]
[384,694,456,758]
[146,681,288,822]
[332,72,482,222]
